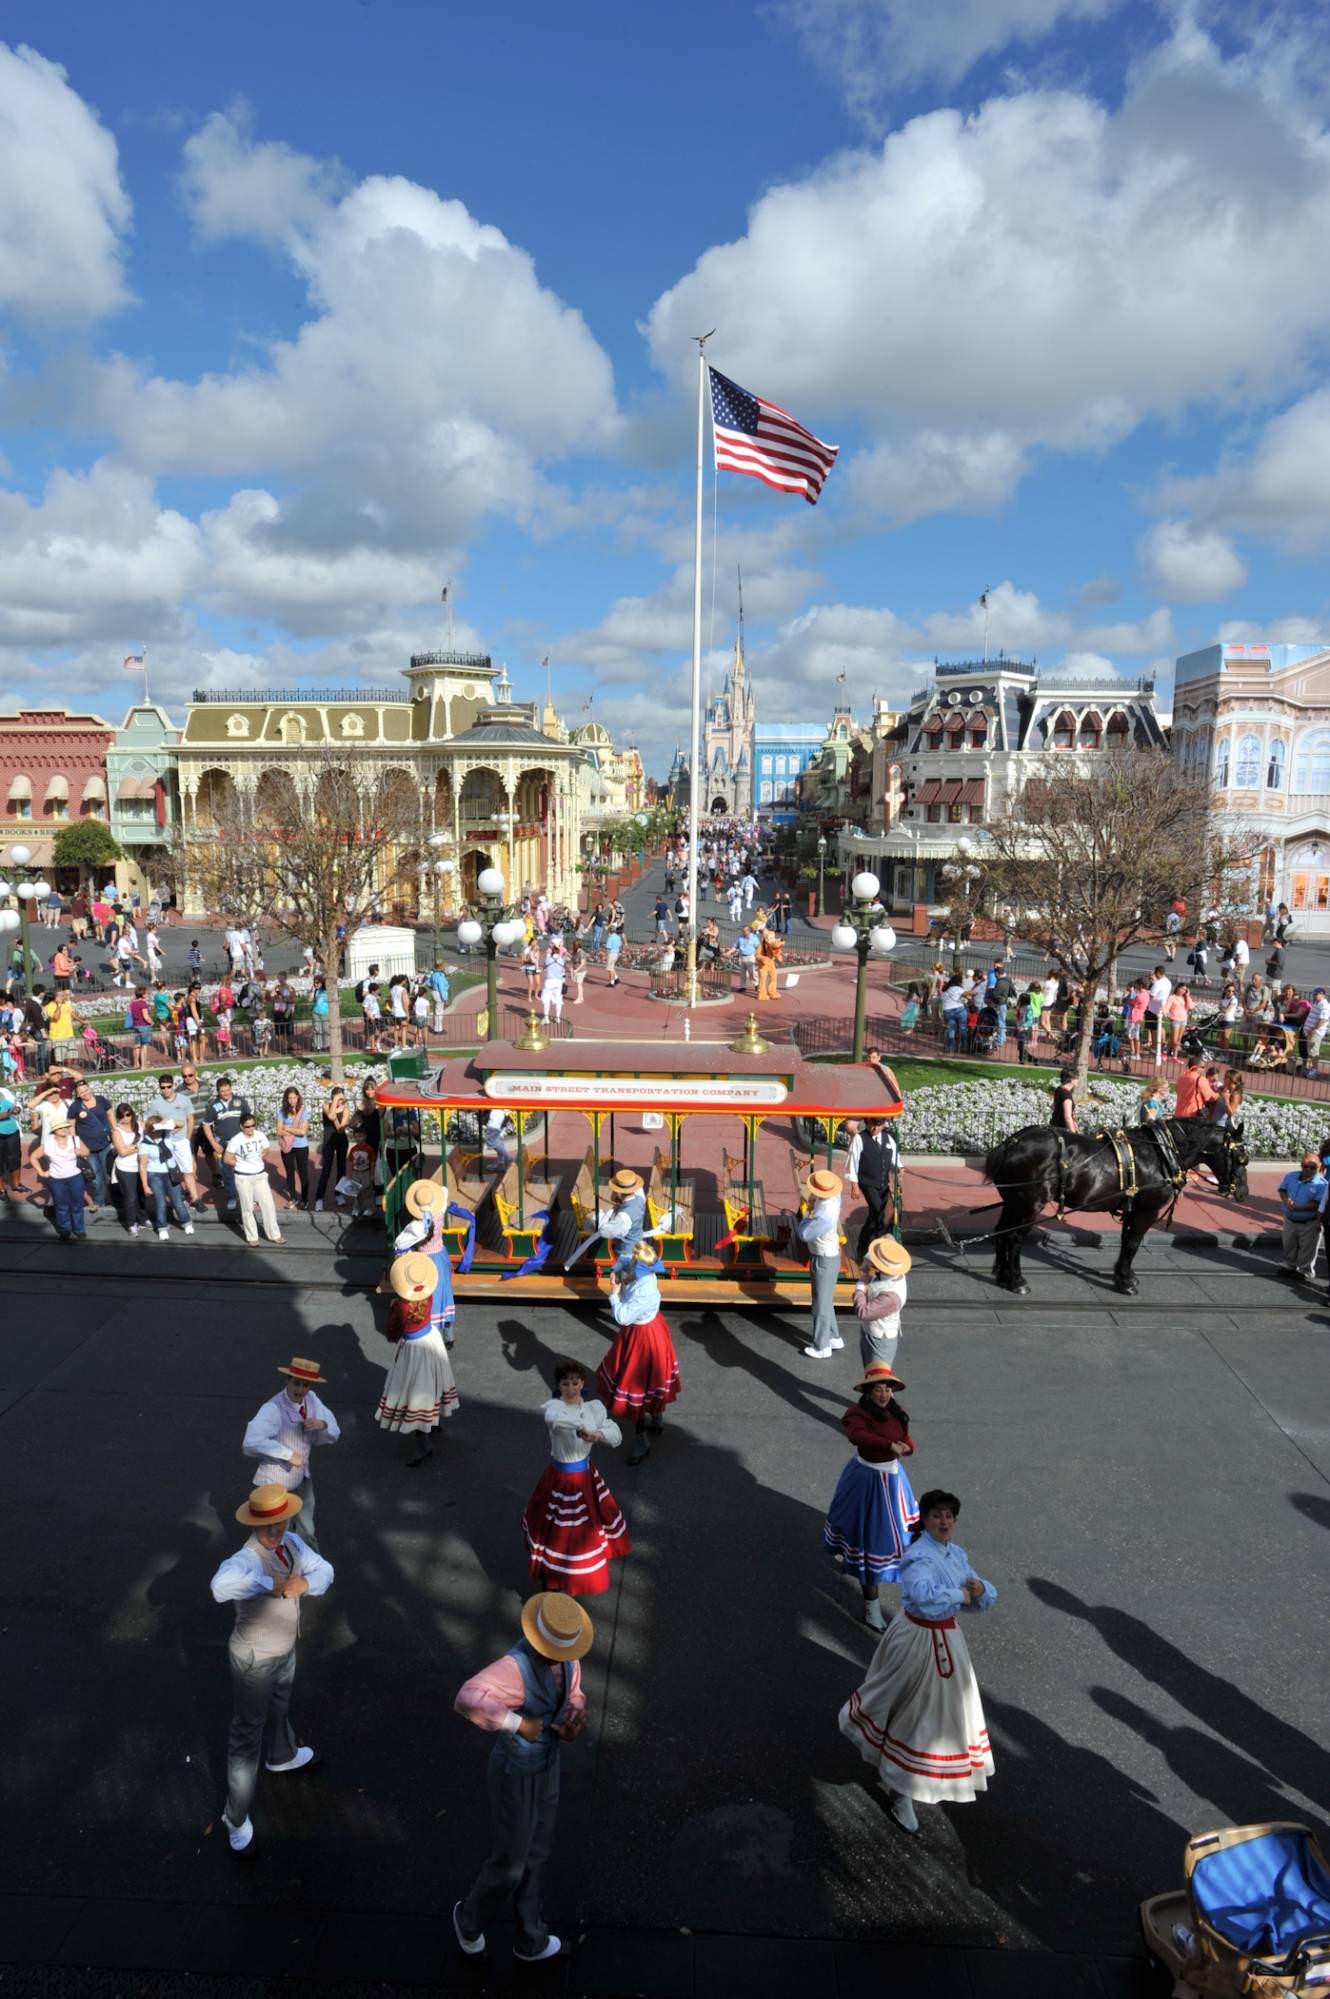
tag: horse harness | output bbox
[1063,1122,1187,1223]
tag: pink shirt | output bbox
[455,1651,585,1735]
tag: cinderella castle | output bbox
[667,629,755,816]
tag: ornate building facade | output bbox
[702,633,755,817]
[846,659,1165,908]
[107,703,180,900]
[0,707,116,873]
[1173,640,1330,932]
[174,650,586,920]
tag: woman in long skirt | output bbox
[597,1239,681,1464]
[839,1488,996,1835]
[376,1250,459,1467]
[395,1181,457,1346]
[521,1359,631,1595]
[823,1363,918,1630]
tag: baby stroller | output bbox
[80,1024,112,1071]
[971,1002,999,1055]
[1092,1017,1122,1069]
[1140,1821,1330,1996]
[1181,1012,1222,1065]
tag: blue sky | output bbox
[3,0,1330,768]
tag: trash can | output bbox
[387,1047,426,1083]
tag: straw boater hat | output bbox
[520,1590,594,1662]
[389,1251,436,1301]
[864,1235,912,1278]
[277,1357,325,1385]
[609,1168,643,1197]
[47,1115,73,1134]
[235,1482,303,1527]
[803,1167,843,1200]
[405,1178,446,1219]
[853,1361,906,1396]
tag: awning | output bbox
[81,777,106,805]
[6,774,31,801]
[116,775,155,801]
[44,774,69,802]
[961,779,985,805]
[914,780,942,804]
[937,780,964,805]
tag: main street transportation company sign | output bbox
[483,1074,789,1107]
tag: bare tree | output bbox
[174,753,424,1079]
[972,751,1253,1088]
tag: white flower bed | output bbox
[56,1060,387,1122]
[897,1077,1326,1161]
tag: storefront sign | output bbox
[482,1073,789,1107]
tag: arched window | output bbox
[1234,733,1262,788]
[1292,728,1330,794]
[1078,710,1103,750]
[925,724,943,751]
[1106,710,1129,742]
[1052,710,1076,749]
[968,718,987,749]
[1266,738,1286,791]
[1213,737,1230,788]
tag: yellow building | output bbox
[175,651,586,919]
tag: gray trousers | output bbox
[460,1760,561,1956]
[292,1478,317,1550]
[809,1254,840,1352]
[224,1646,298,1827]
[858,1324,899,1375]
[1282,1211,1320,1276]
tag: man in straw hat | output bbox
[564,1164,654,1274]
[452,1592,592,1965]
[242,1358,341,1552]
[210,1483,334,1857]
[798,1167,845,1359]
[853,1235,911,1373]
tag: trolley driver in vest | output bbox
[242,1357,340,1551]
[452,1592,593,1967]
[210,1483,334,1858]
[844,1118,898,1262]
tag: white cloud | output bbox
[776,0,1126,103]
[847,430,1029,523]
[1160,388,1330,556]
[180,105,345,249]
[649,29,1330,519]
[1139,518,1247,600]
[1217,614,1328,646]
[197,489,445,635]
[0,461,199,647]
[0,43,131,324]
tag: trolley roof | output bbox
[375,1034,903,1120]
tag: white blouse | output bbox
[542,1395,621,1461]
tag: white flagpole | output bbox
[686,332,714,1010]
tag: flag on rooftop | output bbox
[123,653,145,669]
[709,367,838,505]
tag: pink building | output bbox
[0,708,116,875]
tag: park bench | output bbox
[647,1144,695,1265]
[719,1145,774,1267]
[494,1151,559,1261]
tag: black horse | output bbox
[983,1117,1250,1295]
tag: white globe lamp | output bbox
[456,919,483,948]
[852,871,880,903]
[7,844,31,868]
[16,881,38,900]
[831,922,858,952]
[870,924,896,956]
[0,909,18,935]
[476,866,504,898]
[0,880,11,898]
[31,880,51,900]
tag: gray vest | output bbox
[229,1532,301,1663]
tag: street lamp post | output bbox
[817,833,827,915]
[427,832,455,962]
[0,845,53,997]
[832,871,896,1062]
[455,865,522,1042]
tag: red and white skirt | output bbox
[596,1312,681,1418]
[521,1457,631,1597]
[376,1329,459,1434]
[838,1611,993,1804]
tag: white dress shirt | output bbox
[797,1195,842,1259]
[243,1387,341,1489]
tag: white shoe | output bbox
[223,1813,254,1852]
[803,1345,834,1360]
[453,1902,485,1956]
[828,1336,844,1350]
[513,1935,562,1963]
[157,1228,169,1241]
[183,1223,195,1235]
[265,1745,317,1772]
[268,1235,285,1245]
[313,1200,324,1211]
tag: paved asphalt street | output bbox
[1,1193,1327,1997]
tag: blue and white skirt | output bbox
[822,1457,918,1586]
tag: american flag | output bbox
[709,368,838,505]
[123,653,145,669]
